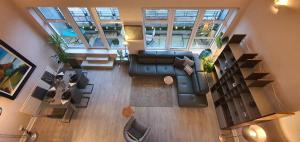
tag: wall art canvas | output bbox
[0,39,35,100]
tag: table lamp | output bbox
[242,125,267,142]
[219,125,267,142]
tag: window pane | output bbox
[144,23,167,49]
[203,9,229,20]
[96,8,120,21]
[37,7,64,20]
[101,23,124,49]
[144,9,168,20]
[172,9,198,48]
[192,22,222,48]
[68,7,104,48]
[49,22,84,48]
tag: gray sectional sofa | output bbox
[129,50,209,107]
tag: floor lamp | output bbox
[219,125,267,142]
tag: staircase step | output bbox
[86,57,109,63]
[81,60,114,70]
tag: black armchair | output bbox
[123,117,151,142]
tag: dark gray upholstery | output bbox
[156,65,175,76]
[176,75,194,94]
[124,117,150,142]
[178,94,208,107]
[175,68,187,76]
[129,50,209,107]
[139,64,157,75]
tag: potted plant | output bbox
[199,49,214,86]
[48,34,68,64]
[215,32,229,48]
[111,39,120,46]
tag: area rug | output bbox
[130,76,174,107]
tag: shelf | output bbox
[228,34,246,44]
[248,79,273,87]
[237,53,258,62]
[245,73,269,80]
[211,34,292,129]
[239,59,262,68]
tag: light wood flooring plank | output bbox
[31,65,222,142]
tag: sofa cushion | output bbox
[191,72,201,94]
[138,57,156,64]
[183,56,194,67]
[156,51,175,57]
[156,58,174,64]
[175,51,194,58]
[173,57,185,69]
[183,65,193,76]
[156,65,175,76]
[138,64,157,75]
[138,51,157,57]
[177,94,208,107]
[193,54,203,72]
[176,75,194,94]
[175,68,186,76]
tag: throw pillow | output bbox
[173,57,185,69]
[184,64,194,76]
[183,56,194,67]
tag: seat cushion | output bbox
[156,57,174,64]
[138,64,156,75]
[176,75,194,94]
[193,54,204,72]
[175,68,187,76]
[138,57,156,64]
[173,57,185,69]
[156,51,175,57]
[156,65,175,76]
[178,94,208,107]
[175,51,194,58]
[138,50,157,57]
[128,128,144,140]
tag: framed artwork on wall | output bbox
[0,39,36,100]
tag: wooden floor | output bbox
[32,65,222,142]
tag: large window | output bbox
[203,9,229,20]
[49,22,83,47]
[38,7,64,20]
[144,9,168,20]
[144,23,168,49]
[101,23,124,48]
[192,22,222,48]
[68,7,103,48]
[96,8,120,21]
[171,9,198,49]
[143,8,234,51]
[96,7,125,49]
[37,7,84,48]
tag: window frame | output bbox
[143,8,235,51]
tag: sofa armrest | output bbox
[196,72,209,94]
[129,55,137,75]
[193,54,204,72]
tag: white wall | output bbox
[232,0,300,141]
[0,1,55,141]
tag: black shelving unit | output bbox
[211,34,293,129]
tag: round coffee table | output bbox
[164,76,173,85]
